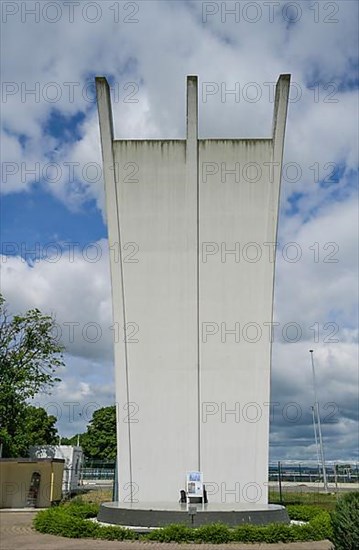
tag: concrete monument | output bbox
[96,74,290,520]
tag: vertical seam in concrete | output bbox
[186,76,201,472]
[196,114,201,473]
[113,155,134,502]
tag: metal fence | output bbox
[81,468,115,480]
[269,462,359,484]
[79,460,359,483]
[81,460,115,480]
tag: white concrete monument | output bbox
[96,75,290,507]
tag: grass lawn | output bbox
[78,487,340,511]
[269,489,339,511]
[77,488,112,504]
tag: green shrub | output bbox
[146,523,234,544]
[232,524,265,543]
[33,499,334,544]
[63,499,99,518]
[34,508,100,538]
[231,512,332,544]
[233,523,297,544]
[265,523,297,543]
[310,511,333,540]
[144,524,193,543]
[144,513,332,544]
[287,504,323,521]
[331,492,359,550]
[33,502,134,540]
[289,523,315,542]
[194,523,232,544]
[95,525,136,541]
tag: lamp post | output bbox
[311,405,321,482]
[309,350,328,492]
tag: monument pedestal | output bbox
[98,501,289,529]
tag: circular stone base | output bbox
[98,501,289,528]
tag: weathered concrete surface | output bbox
[96,75,290,505]
[0,511,333,550]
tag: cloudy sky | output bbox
[1,0,358,463]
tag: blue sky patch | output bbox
[1,189,106,264]
[45,110,85,142]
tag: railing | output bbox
[269,462,359,484]
[81,468,115,480]
[78,461,359,483]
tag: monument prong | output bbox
[272,74,291,153]
[186,75,198,142]
[96,76,133,501]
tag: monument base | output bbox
[98,501,289,528]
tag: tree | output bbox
[60,435,79,446]
[0,294,63,457]
[10,405,58,457]
[81,406,117,460]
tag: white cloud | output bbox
[1,0,358,456]
[2,1,358,207]
[31,356,115,437]
[276,193,358,333]
[1,240,113,361]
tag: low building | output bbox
[0,458,64,508]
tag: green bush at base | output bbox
[195,523,232,544]
[33,498,334,544]
[331,492,359,550]
[286,504,324,521]
[144,523,193,543]
[34,500,135,541]
[34,508,100,538]
[62,499,99,519]
[144,514,333,544]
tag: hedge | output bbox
[331,492,359,550]
[286,504,324,521]
[146,513,333,544]
[33,499,333,544]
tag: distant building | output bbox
[29,445,83,494]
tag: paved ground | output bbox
[0,511,333,550]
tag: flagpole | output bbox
[309,350,328,492]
